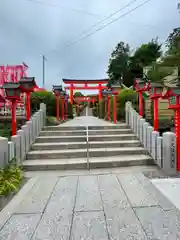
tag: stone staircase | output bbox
[23,123,154,171]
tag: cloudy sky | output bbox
[0,0,179,94]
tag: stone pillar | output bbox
[147,126,154,154]
[157,136,163,168]
[139,118,146,143]
[11,135,21,166]
[22,125,30,153]
[151,131,160,163]
[0,137,8,168]
[142,122,149,149]
[136,115,141,138]
[17,129,26,161]
[125,102,131,125]
[8,141,15,164]
[162,132,176,175]
[27,120,33,145]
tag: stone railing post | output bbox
[139,118,145,143]
[157,136,163,168]
[17,129,26,162]
[162,132,176,175]
[11,135,21,166]
[147,126,154,153]
[151,131,160,163]
[142,122,149,149]
[8,141,15,164]
[21,125,30,153]
[0,137,8,168]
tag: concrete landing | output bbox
[1,169,180,239]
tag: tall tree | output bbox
[107,39,162,87]
[131,39,162,68]
[107,41,130,86]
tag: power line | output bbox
[56,0,153,76]
[49,0,139,55]
[57,0,152,54]
[26,0,102,17]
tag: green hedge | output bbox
[31,91,73,119]
[92,89,138,121]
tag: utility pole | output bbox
[42,55,47,88]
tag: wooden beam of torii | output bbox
[62,78,109,104]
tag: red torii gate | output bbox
[63,79,109,104]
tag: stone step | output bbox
[26,147,146,160]
[43,126,86,131]
[39,129,133,136]
[35,135,87,143]
[39,130,86,136]
[31,140,141,151]
[27,149,87,160]
[88,134,137,141]
[35,134,137,143]
[22,155,154,171]
[88,147,147,158]
[88,129,133,135]
[88,124,128,130]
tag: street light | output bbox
[3,82,21,135]
[162,81,180,171]
[19,77,37,121]
[148,82,164,131]
[52,85,63,122]
[134,77,150,117]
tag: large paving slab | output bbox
[1,172,180,239]
[152,177,180,211]
[0,213,41,240]
[75,175,103,211]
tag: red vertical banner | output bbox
[56,95,60,122]
[98,84,102,101]
[139,91,143,117]
[70,84,74,104]
[11,100,17,136]
[153,98,159,131]
[65,99,68,120]
[113,95,117,124]
[26,92,31,121]
[108,96,111,121]
[61,97,65,121]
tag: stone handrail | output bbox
[0,103,46,168]
[125,101,176,175]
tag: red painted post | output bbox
[26,92,31,121]
[98,84,102,101]
[153,98,159,131]
[65,99,68,120]
[61,97,65,121]
[56,95,60,122]
[11,100,17,136]
[139,91,143,117]
[70,84,73,104]
[108,96,111,121]
[113,95,117,124]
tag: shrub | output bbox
[31,91,73,119]
[116,89,138,120]
[99,100,105,119]
[0,160,23,197]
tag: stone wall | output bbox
[125,101,176,175]
[0,103,46,168]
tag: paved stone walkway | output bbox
[1,170,180,239]
[1,110,180,239]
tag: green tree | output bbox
[147,63,173,83]
[131,39,161,68]
[107,41,130,87]
[74,92,84,97]
[107,39,162,88]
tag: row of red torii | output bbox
[63,78,119,123]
